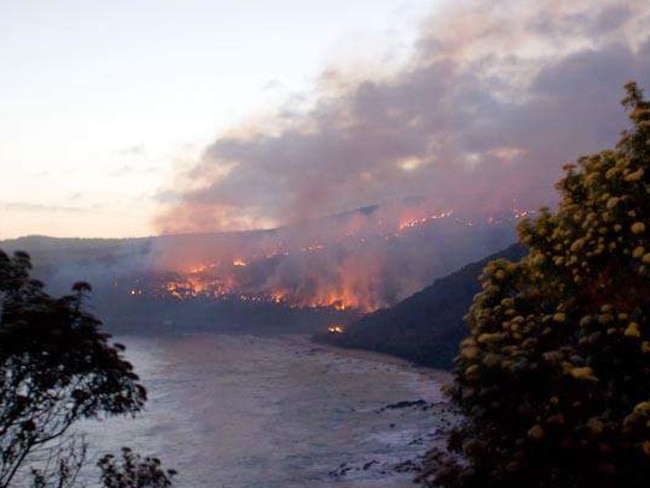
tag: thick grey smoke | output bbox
[155,0,650,234]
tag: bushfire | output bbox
[159,274,362,311]
[132,206,534,312]
[398,210,453,231]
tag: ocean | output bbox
[79,334,449,488]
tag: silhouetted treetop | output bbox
[0,250,147,487]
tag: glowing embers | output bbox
[300,292,357,311]
[328,324,345,333]
[398,210,453,231]
[256,288,359,311]
[162,274,230,299]
[156,272,363,311]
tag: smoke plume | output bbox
[155,0,650,234]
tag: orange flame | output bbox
[398,210,453,231]
[147,206,534,311]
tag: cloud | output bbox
[117,144,146,157]
[262,79,284,91]
[155,0,650,234]
[4,202,102,213]
[108,165,158,177]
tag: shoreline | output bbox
[285,333,453,385]
[109,331,455,487]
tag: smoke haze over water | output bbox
[155,0,650,235]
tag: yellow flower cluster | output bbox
[445,82,650,488]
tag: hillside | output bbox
[1,204,520,335]
[315,244,526,369]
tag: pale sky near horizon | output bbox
[0,0,433,239]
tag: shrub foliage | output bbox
[422,83,650,488]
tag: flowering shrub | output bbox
[422,83,650,488]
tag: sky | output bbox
[0,0,429,239]
[2,0,649,239]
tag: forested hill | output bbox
[315,243,526,370]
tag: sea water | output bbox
[79,334,449,488]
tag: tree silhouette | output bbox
[0,250,174,487]
[420,82,650,488]
[98,448,176,488]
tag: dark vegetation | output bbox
[419,83,650,487]
[0,251,175,487]
[315,244,525,369]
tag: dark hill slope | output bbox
[316,244,526,370]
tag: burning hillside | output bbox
[139,203,532,312]
[3,202,533,318]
